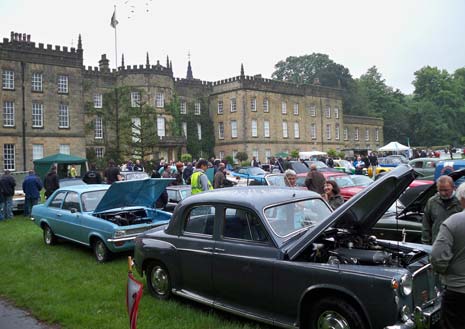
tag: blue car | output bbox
[230,167,267,184]
[32,178,173,262]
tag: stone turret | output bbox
[146,52,150,66]
[240,63,244,77]
[121,53,125,68]
[186,60,193,79]
[99,54,110,71]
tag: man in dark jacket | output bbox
[0,170,16,219]
[83,163,102,184]
[22,170,43,216]
[44,165,59,199]
[304,164,326,195]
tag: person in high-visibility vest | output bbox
[190,159,213,195]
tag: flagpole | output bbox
[114,5,118,69]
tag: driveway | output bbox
[0,298,59,329]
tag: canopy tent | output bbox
[33,153,88,180]
[378,142,410,153]
[299,151,327,160]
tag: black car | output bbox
[134,165,441,329]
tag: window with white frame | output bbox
[217,100,223,114]
[31,73,43,92]
[231,120,238,138]
[309,104,316,117]
[310,123,317,139]
[132,117,141,142]
[264,120,270,138]
[197,123,202,140]
[355,128,359,141]
[230,98,237,112]
[95,116,103,139]
[334,107,339,119]
[194,102,201,115]
[218,122,224,139]
[265,149,271,162]
[32,103,43,128]
[219,151,224,160]
[251,120,258,137]
[282,121,288,138]
[365,128,370,141]
[59,144,70,155]
[58,104,69,128]
[3,101,14,127]
[293,103,299,115]
[251,97,256,112]
[93,94,103,108]
[344,127,348,140]
[326,124,331,140]
[281,101,287,114]
[2,70,14,90]
[95,147,104,158]
[3,144,15,170]
[263,98,269,112]
[32,144,43,160]
[335,123,340,140]
[294,122,300,139]
[182,122,187,137]
[180,100,187,114]
[57,75,68,93]
[325,106,331,118]
[131,92,140,108]
[157,117,165,137]
[155,92,165,108]
[375,128,379,141]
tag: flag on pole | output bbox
[111,8,119,28]
[126,257,143,329]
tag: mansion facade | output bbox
[0,31,383,171]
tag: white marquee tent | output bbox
[378,141,410,152]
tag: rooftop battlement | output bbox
[175,77,212,87]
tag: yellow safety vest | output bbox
[191,171,213,195]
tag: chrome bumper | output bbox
[384,303,441,329]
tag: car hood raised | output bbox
[285,165,416,260]
[93,178,173,214]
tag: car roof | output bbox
[55,184,108,193]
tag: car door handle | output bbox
[215,248,225,252]
[56,213,62,217]
[202,247,213,251]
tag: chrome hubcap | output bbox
[151,266,168,296]
[95,242,105,260]
[317,311,350,329]
[45,229,52,243]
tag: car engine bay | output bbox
[95,209,153,226]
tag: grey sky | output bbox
[1,0,464,94]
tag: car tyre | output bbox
[93,239,112,263]
[43,225,57,245]
[309,297,366,329]
[146,261,171,300]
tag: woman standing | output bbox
[323,180,344,210]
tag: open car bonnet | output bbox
[285,165,416,260]
[93,178,173,214]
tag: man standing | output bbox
[368,152,378,178]
[190,159,213,195]
[213,163,226,188]
[22,170,43,217]
[83,163,102,184]
[44,165,60,199]
[431,182,465,329]
[305,164,326,195]
[0,170,16,219]
[251,156,259,167]
[104,159,122,184]
[421,175,462,244]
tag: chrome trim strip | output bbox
[107,235,137,242]
[412,263,431,278]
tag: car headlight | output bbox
[114,230,126,238]
[400,273,413,296]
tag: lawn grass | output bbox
[0,216,270,329]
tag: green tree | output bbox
[235,151,248,163]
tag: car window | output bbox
[179,189,191,199]
[49,192,66,208]
[264,198,331,237]
[267,175,286,187]
[62,192,81,212]
[222,208,268,242]
[184,205,215,236]
[413,161,423,168]
[167,189,178,202]
[329,175,353,188]
[81,190,106,212]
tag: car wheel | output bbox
[146,261,171,300]
[309,297,366,329]
[93,239,112,263]
[43,225,57,245]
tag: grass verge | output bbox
[0,216,269,329]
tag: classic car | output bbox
[408,158,440,180]
[134,165,441,329]
[434,159,465,186]
[32,178,173,262]
[303,160,339,172]
[165,185,191,212]
[230,167,267,184]
[120,171,150,181]
[333,159,356,174]
[374,168,465,243]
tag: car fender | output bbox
[139,238,180,288]
[297,283,371,328]
[87,232,108,248]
